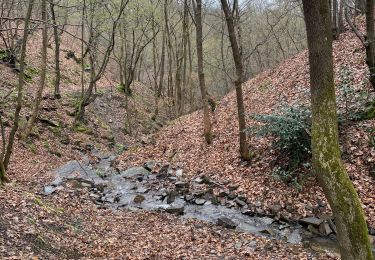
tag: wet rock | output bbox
[300,217,323,227]
[143,161,155,171]
[133,195,145,204]
[217,217,237,229]
[43,186,57,195]
[194,199,207,205]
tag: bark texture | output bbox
[302,1,373,260]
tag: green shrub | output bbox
[249,105,312,187]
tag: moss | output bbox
[74,124,92,134]
[360,102,375,120]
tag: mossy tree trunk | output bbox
[193,0,213,144]
[302,1,373,259]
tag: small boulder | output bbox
[176,169,183,178]
[175,181,188,189]
[165,205,185,215]
[217,217,237,229]
[300,217,323,227]
[133,195,145,204]
[194,199,207,205]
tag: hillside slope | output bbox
[118,27,375,228]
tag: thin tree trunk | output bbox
[220,0,251,160]
[193,0,212,144]
[50,0,61,99]
[302,1,373,259]
[23,0,48,140]
[4,0,34,169]
[366,0,375,89]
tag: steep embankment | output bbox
[118,27,375,228]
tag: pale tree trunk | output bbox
[302,1,373,259]
[193,0,212,144]
[23,0,48,140]
[220,0,251,160]
[338,0,345,33]
[332,0,339,39]
[3,0,34,169]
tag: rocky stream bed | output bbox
[42,149,375,256]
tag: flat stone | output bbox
[300,217,323,227]
[259,217,274,225]
[217,217,237,229]
[136,186,150,193]
[194,199,207,205]
[184,195,194,202]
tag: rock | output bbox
[228,184,239,191]
[299,217,323,227]
[165,205,185,215]
[175,181,188,189]
[234,198,247,207]
[259,217,274,225]
[254,201,262,207]
[176,169,183,178]
[228,193,237,200]
[270,204,282,214]
[217,217,237,229]
[218,190,228,198]
[121,167,150,179]
[167,191,178,204]
[184,195,194,202]
[307,224,320,235]
[259,228,273,235]
[194,199,207,205]
[193,177,204,184]
[43,186,57,195]
[168,177,178,182]
[287,230,302,244]
[133,195,145,204]
[319,221,333,236]
[143,161,155,171]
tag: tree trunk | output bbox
[302,1,373,259]
[50,0,61,99]
[338,0,345,33]
[366,0,375,89]
[23,0,48,140]
[193,0,212,144]
[220,0,251,160]
[332,0,339,39]
[4,0,34,169]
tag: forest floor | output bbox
[0,24,374,259]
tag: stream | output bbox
[43,150,351,256]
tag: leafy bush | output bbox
[249,105,312,187]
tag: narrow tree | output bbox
[220,0,251,160]
[23,0,48,139]
[50,0,61,99]
[366,0,375,89]
[1,0,34,184]
[302,1,373,259]
[192,0,212,143]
